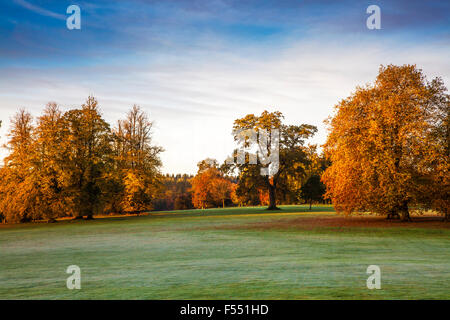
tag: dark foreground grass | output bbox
[0,205,448,299]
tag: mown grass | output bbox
[0,205,448,299]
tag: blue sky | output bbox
[0,0,449,174]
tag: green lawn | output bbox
[0,205,449,299]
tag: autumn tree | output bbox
[0,110,36,223]
[32,103,70,221]
[191,159,234,209]
[211,178,234,208]
[230,111,317,210]
[63,96,113,219]
[322,64,449,221]
[112,105,163,212]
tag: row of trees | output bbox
[0,97,163,223]
[1,64,446,223]
[187,64,449,222]
[0,99,326,222]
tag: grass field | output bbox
[0,205,449,300]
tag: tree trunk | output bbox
[267,183,279,210]
[399,200,411,222]
[222,199,225,208]
[85,215,95,220]
[309,200,312,210]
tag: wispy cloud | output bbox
[13,0,65,20]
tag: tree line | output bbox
[0,99,326,223]
[0,64,448,223]
[187,64,449,221]
[0,97,163,223]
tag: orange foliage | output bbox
[190,165,234,209]
[322,64,449,221]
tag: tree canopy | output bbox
[230,111,317,210]
[322,64,449,221]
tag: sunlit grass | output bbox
[0,205,448,299]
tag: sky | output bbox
[0,0,449,174]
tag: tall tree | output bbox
[322,64,449,221]
[112,105,163,212]
[33,103,69,221]
[0,109,36,223]
[231,111,317,210]
[63,96,113,219]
